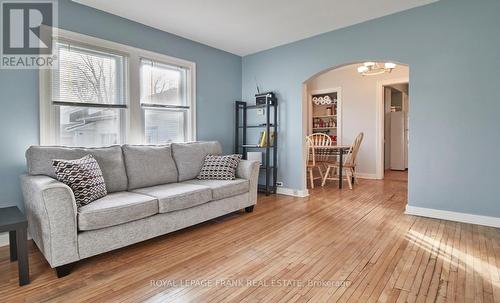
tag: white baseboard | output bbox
[274,174,376,197]
[405,205,500,228]
[276,187,309,197]
[355,173,380,180]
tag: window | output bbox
[49,40,127,147]
[140,59,192,144]
[40,29,196,147]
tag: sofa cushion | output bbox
[78,192,158,231]
[182,179,250,200]
[26,145,128,193]
[197,154,242,180]
[171,141,222,182]
[122,144,178,190]
[53,155,107,208]
[133,183,212,213]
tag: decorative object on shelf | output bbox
[357,62,396,76]
[326,106,333,116]
[258,131,266,147]
[312,95,333,105]
[247,152,262,164]
[258,130,275,147]
[235,92,278,195]
[313,116,336,129]
[310,90,340,141]
[256,92,276,106]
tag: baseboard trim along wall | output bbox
[355,173,380,180]
[276,187,309,198]
[405,205,500,228]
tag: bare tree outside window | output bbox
[141,60,182,105]
[69,54,115,104]
[71,55,113,104]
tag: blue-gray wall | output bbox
[242,0,500,217]
[0,0,242,210]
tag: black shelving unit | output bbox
[235,92,278,195]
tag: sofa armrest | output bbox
[236,160,260,205]
[20,175,79,267]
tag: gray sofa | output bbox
[20,141,259,277]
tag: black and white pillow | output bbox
[52,155,107,207]
[197,154,242,180]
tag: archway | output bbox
[301,61,410,191]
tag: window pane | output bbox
[52,42,126,105]
[145,110,185,144]
[58,106,122,147]
[140,59,187,106]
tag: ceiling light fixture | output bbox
[357,62,396,76]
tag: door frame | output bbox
[376,77,409,179]
[301,85,343,192]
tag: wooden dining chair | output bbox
[306,133,333,171]
[307,133,332,148]
[306,136,325,189]
[321,132,364,189]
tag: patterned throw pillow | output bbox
[197,154,243,180]
[52,155,107,207]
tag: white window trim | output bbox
[39,27,197,146]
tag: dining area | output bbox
[306,132,364,190]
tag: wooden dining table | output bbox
[311,145,351,189]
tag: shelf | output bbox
[260,166,275,170]
[313,127,337,130]
[235,94,277,196]
[238,124,277,129]
[245,104,275,109]
[313,115,336,118]
[241,145,275,148]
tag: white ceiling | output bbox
[74,0,437,56]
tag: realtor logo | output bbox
[1,0,57,69]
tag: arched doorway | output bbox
[301,61,410,191]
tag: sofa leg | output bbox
[55,263,75,278]
[245,205,255,213]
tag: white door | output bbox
[390,111,406,170]
[384,88,392,170]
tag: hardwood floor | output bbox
[1,171,499,302]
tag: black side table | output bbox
[0,206,29,286]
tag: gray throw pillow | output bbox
[52,155,107,207]
[197,154,242,180]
